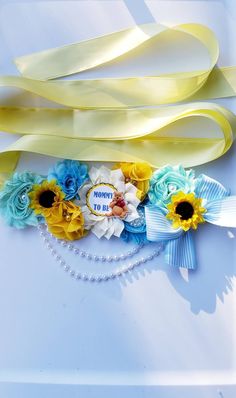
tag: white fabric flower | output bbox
[78,166,140,239]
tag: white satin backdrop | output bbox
[0,1,235,397]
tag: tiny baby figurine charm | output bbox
[106,191,128,218]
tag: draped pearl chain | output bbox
[38,224,163,282]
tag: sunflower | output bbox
[166,191,206,231]
[29,179,65,217]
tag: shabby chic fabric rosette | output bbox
[77,166,140,239]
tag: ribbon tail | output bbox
[165,230,197,269]
[205,196,236,227]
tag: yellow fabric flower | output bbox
[29,179,65,217]
[166,191,206,231]
[45,201,86,241]
[116,162,152,200]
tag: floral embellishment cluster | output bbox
[146,165,234,269]
[0,160,149,243]
[0,160,235,270]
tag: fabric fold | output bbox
[145,205,183,242]
[165,231,196,269]
[0,23,235,174]
[205,196,236,227]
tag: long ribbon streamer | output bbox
[0,102,234,173]
[0,23,235,173]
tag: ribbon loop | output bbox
[0,23,235,173]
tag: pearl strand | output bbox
[40,224,144,263]
[38,225,163,282]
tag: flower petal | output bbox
[110,169,124,185]
[126,203,139,222]
[107,218,124,238]
[165,230,196,269]
[125,182,137,195]
[195,174,229,202]
[89,166,111,184]
[91,217,109,238]
[91,217,124,239]
[145,205,183,242]
[204,196,236,227]
[77,183,92,204]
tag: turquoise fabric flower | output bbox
[48,159,89,200]
[0,172,43,229]
[148,165,195,207]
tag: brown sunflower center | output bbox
[175,201,194,220]
[39,190,56,208]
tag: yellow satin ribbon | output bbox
[0,23,236,174]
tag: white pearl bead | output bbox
[168,183,177,192]
[147,255,154,261]
[39,226,164,283]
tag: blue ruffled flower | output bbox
[0,172,43,229]
[121,207,149,244]
[145,166,235,270]
[148,165,195,208]
[48,159,89,200]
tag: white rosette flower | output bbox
[78,166,140,239]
